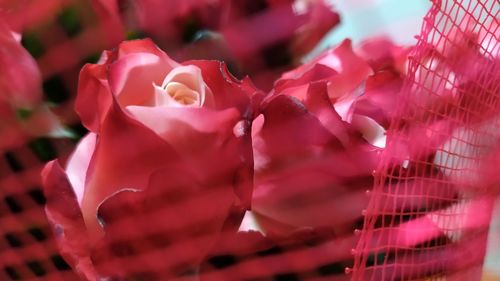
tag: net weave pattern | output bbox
[352,0,500,280]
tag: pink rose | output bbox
[251,39,395,237]
[250,38,465,281]
[42,39,258,280]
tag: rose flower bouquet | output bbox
[0,0,496,280]
[40,34,413,280]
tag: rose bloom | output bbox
[42,39,257,280]
[249,38,469,281]
[251,39,407,237]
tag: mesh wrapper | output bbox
[352,0,500,280]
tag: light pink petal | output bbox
[80,101,181,240]
[108,52,171,107]
[65,133,97,206]
[106,39,180,108]
[126,105,240,145]
[155,64,214,108]
[351,114,386,148]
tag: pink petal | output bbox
[65,133,97,206]
[277,63,337,88]
[350,114,386,148]
[126,105,253,209]
[126,105,240,141]
[184,60,256,115]
[81,100,181,240]
[107,39,180,108]
[108,52,171,106]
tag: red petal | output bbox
[354,70,403,127]
[274,63,338,98]
[304,81,353,145]
[75,62,113,132]
[42,161,98,281]
[256,94,342,163]
[92,164,238,278]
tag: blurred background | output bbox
[316,0,431,53]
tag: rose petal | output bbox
[274,63,338,96]
[126,105,253,208]
[0,103,24,150]
[281,39,373,99]
[143,166,237,265]
[184,60,255,115]
[106,39,180,109]
[42,161,97,281]
[354,70,403,127]
[126,105,240,142]
[155,64,213,107]
[304,81,352,146]
[350,114,386,148]
[90,0,125,46]
[65,133,97,206]
[108,52,170,106]
[76,63,113,132]
[92,165,237,277]
[81,100,181,239]
[252,136,379,235]
[276,39,373,122]
[255,94,342,165]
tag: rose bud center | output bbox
[154,65,214,108]
[165,81,200,106]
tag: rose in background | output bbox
[42,39,258,280]
[93,0,340,90]
[251,39,400,238]
[216,36,471,281]
[0,19,65,150]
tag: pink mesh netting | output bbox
[352,0,500,280]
